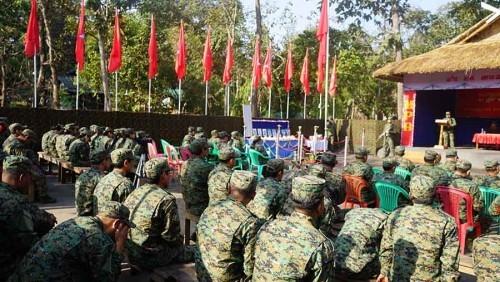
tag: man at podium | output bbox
[443,111,457,148]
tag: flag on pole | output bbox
[24,0,40,57]
[223,37,234,85]
[148,14,158,79]
[108,9,122,73]
[316,0,328,92]
[262,43,272,88]
[284,44,293,93]
[175,21,187,80]
[329,57,338,96]
[75,0,85,71]
[300,49,310,95]
[202,28,212,82]
[251,38,261,88]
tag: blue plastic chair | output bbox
[374,182,410,213]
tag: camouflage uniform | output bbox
[443,112,457,148]
[374,172,409,191]
[335,208,388,280]
[450,160,483,221]
[207,164,232,204]
[196,171,263,281]
[343,148,373,182]
[75,167,104,216]
[2,123,25,152]
[474,160,500,189]
[208,130,220,148]
[180,140,214,216]
[252,176,335,281]
[182,127,195,147]
[0,156,55,280]
[228,131,245,152]
[438,149,458,175]
[379,175,460,282]
[394,146,415,172]
[41,129,59,154]
[47,131,61,157]
[55,131,77,160]
[69,138,90,167]
[412,151,450,185]
[8,202,133,282]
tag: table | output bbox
[472,133,500,149]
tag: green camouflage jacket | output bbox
[55,134,77,160]
[474,175,500,189]
[180,157,214,216]
[450,175,483,221]
[394,156,415,172]
[439,160,457,175]
[343,160,373,182]
[247,177,287,220]
[207,164,233,205]
[69,139,90,167]
[412,163,451,186]
[93,171,133,213]
[75,168,103,216]
[472,234,500,282]
[41,130,58,154]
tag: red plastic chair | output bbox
[342,175,376,208]
[147,143,165,159]
[436,186,482,254]
[179,147,192,160]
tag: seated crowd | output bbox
[0,121,498,281]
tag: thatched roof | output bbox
[374,14,500,82]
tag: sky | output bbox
[241,0,458,43]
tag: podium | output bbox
[434,119,448,149]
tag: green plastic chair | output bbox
[374,182,410,213]
[372,167,383,175]
[248,149,269,178]
[207,143,219,165]
[480,186,500,233]
[232,147,247,171]
[395,167,412,181]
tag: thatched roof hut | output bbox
[374,14,500,82]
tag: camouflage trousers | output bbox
[473,235,500,282]
[335,259,381,281]
[443,131,455,148]
[194,245,212,282]
[32,166,49,200]
[126,241,195,270]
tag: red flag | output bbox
[24,0,40,57]
[316,0,328,92]
[262,43,272,88]
[202,28,212,82]
[251,38,261,89]
[328,58,338,96]
[75,0,85,71]
[223,37,234,85]
[107,10,122,73]
[175,21,187,80]
[284,44,293,93]
[300,49,310,96]
[148,14,158,79]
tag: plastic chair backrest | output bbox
[160,139,171,160]
[395,167,412,181]
[480,186,500,217]
[372,167,383,175]
[179,147,192,160]
[436,186,475,226]
[147,143,158,159]
[374,182,410,213]
[343,175,370,204]
[248,149,268,166]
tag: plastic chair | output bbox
[436,186,482,254]
[248,149,270,178]
[179,147,192,160]
[395,167,412,181]
[372,167,383,175]
[342,175,376,208]
[161,139,183,176]
[232,147,247,170]
[479,186,500,233]
[147,143,165,159]
[374,182,410,213]
[207,143,219,165]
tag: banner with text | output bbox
[455,89,500,118]
[401,90,416,146]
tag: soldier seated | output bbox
[438,149,458,175]
[474,160,500,189]
[412,150,450,186]
[450,159,483,222]
[393,146,415,172]
[207,146,239,205]
[374,158,410,207]
[69,127,92,167]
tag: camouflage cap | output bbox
[424,150,439,161]
[97,201,135,228]
[218,146,240,161]
[189,138,209,154]
[291,175,325,206]
[219,131,230,139]
[456,159,472,171]
[409,175,436,202]
[210,129,218,137]
[231,131,240,137]
[265,159,285,174]
[382,157,399,168]
[354,147,370,158]
[196,127,204,133]
[484,160,498,169]
[79,127,91,137]
[307,164,326,178]
[230,170,257,191]
[320,152,337,166]
[90,150,110,165]
[144,158,170,180]
[22,129,37,139]
[3,156,32,174]
[394,146,405,155]
[110,148,134,165]
[445,148,458,157]
[8,123,26,132]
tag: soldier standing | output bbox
[93,149,135,213]
[196,171,263,281]
[377,118,396,157]
[180,139,214,217]
[8,201,133,281]
[443,111,457,149]
[393,146,415,172]
[125,159,193,269]
[207,146,239,205]
[450,159,483,221]
[326,117,338,151]
[69,127,92,167]
[75,151,111,216]
[377,175,460,282]
[252,175,335,281]
[247,159,287,220]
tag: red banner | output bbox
[401,90,416,146]
[455,89,500,118]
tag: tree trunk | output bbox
[39,0,59,109]
[391,2,403,119]
[97,29,111,111]
[0,48,5,107]
[252,0,262,117]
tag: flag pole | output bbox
[323,5,330,138]
[33,55,37,108]
[76,64,80,110]
[224,85,227,116]
[319,90,322,119]
[115,72,118,111]
[303,94,307,119]
[205,81,208,115]
[148,79,152,113]
[268,88,271,118]
[178,79,182,114]
[279,94,283,119]
[227,82,231,116]
[332,96,336,120]
[286,92,290,119]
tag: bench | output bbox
[58,160,90,184]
